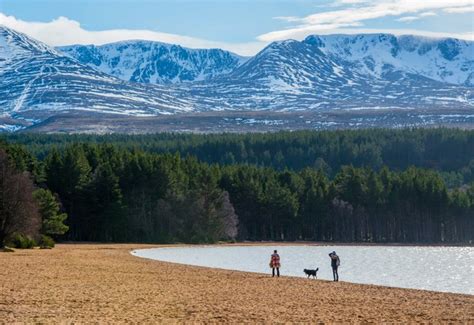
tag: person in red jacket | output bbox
[270,250,281,277]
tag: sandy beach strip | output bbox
[0,243,473,323]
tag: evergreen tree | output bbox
[33,188,69,236]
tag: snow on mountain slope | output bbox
[59,33,473,88]
[304,34,474,86]
[0,25,58,70]
[190,35,473,111]
[0,26,473,132]
[58,41,247,84]
[0,26,195,125]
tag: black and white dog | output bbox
[303,268,319,279]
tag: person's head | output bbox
[332,251,336,255]
[274,250,277,253]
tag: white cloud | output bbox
[258,23,362,42]
[336,0,372,4]
[444,6,474,14]
[301,1,471,25]
[397,16,420,22]
[419,11,437,17]
[259,27,474,43]
[273,16,301,23]
[395,11,437,23]
[259,0,474,42]
[0,13,265,56]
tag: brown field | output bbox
[0,243,473,323]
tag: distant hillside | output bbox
[59,41,247,84]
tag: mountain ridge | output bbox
[59,40,247,84]
[302,33,473,86]
[0,25,473,132]
[59,33,474,86]
[0,26,194,120]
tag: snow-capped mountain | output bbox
[59,33,473,87]
[189,35,473,111]
[0,26,194,125]
[0,26,473,132]
[304,34,473,86]
[59,41,246,84]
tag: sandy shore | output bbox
[0,244,473,323]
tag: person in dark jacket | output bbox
[329,251,340,281]
[269,250,280,277]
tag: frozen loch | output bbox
[132,245,473,295]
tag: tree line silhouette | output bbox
[6,128,474,187]
[1,128,473,244]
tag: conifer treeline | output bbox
[2,129,473,243]
[6,128,474,187]
[1,129,474,242]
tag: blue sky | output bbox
[1,0,473,55]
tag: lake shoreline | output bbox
[1,243,472,323]
[133,244,473,295]
[232,241,474,247]
[124,240,474,248]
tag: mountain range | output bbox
[59,41,246,84]
[0,25,473,133]
[62,33,473,87]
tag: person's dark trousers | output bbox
[332,266,338,281]
[272,267,280,277]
